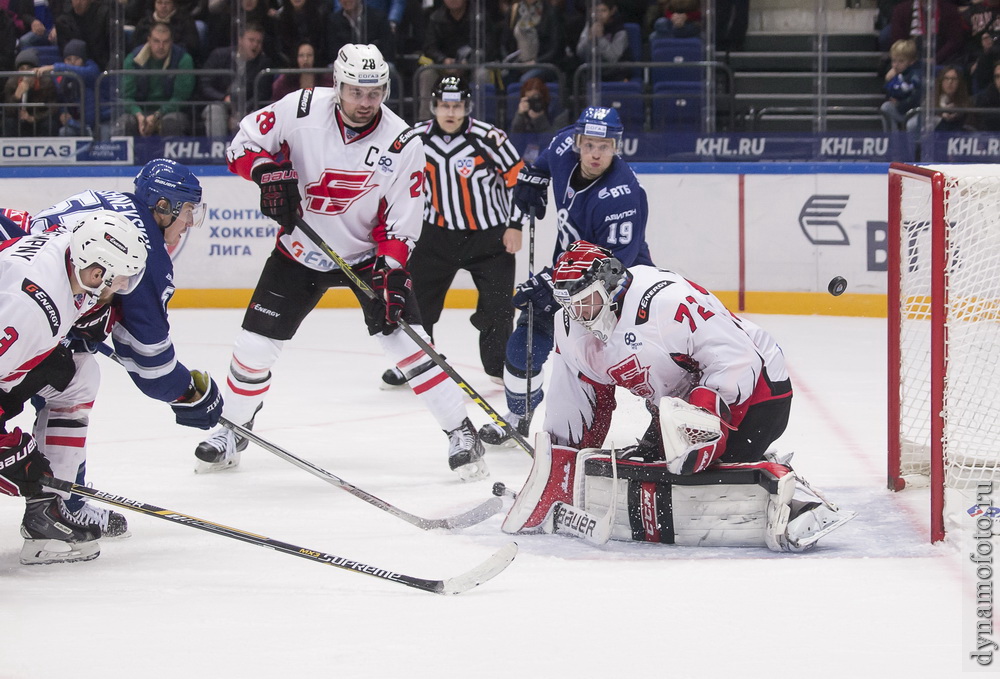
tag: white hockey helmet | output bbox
[69,210,149,296]
[333,44,390,101]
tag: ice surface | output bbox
[0,310,965,678]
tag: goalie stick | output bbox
[293,216,535,458]
[222,418,504,530]
[40,476,517,595]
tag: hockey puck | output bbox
[492,482,506,497]
[828,276,848,296]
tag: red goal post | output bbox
[888,163,1000,543]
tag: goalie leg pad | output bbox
[581,457,803,548]
[501,433,578,533]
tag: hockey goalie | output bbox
[501,241,855,552]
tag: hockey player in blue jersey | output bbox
[23,159,223,537]
[478,106,653,445]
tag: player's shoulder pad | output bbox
[389,122,429,154]
[551,125,577,156]
[634,279,675,326]
[468,118,506,146]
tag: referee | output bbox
[382,76,524,387]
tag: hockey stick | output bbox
[40,476,517,595]
[222,418,504,530]
[88,343,503,531]
[292,216,534,457]
[525,206,535,427]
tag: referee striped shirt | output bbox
[410,117,525,231]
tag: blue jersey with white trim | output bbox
[533,126,653,267]
[29,190,190,403]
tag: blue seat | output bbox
[651,82,702,132]
[33,46,62,66]
[623,22,643,82]
[599,81,645,131]
[650,37,703,85]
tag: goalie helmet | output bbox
[333,43,391,101]
[134,159,206,228]
[431,76,473,116]
[573,106,624,154]
[70,210,149,295]
[551,240,627,342]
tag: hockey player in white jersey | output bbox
[0,211,148,564]
[500,241,854,551]
[196,44,488,480]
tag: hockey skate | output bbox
[380,367,408,390]
[477,412,530,447]
[20,494,101,565]
[194,405,261,473]
[67,499,130,539]
[447,418,489,482]
[783,501,857,552]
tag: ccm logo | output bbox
[260,169,298,182]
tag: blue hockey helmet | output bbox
[573,106,624,153]
[134,159,205,227]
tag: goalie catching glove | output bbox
[252,161,301,228]
[367,256,412,336]
[170,370,223,430]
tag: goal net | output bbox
[888,163,1000,543]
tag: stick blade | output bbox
[437,497,504,530]
[438,542,518,595]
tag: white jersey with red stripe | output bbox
[227,87,426,270]
[545,265,789,447]
[0,230,98,393]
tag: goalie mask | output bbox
[70,210,149,296]
[551,240,627,342]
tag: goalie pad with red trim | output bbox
[502,438,855,551]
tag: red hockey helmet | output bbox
[551,240,626,342]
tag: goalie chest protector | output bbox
[581,458,788,546]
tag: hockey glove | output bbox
[170,370,223,430]
[369,259,412,336]
[512,166,551,219]
[252,161,301,228]
[512,267,557,315]
[0,429,51,497]
[660,387,733,475]
[67,301,121,352]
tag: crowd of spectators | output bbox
[3,0,1000,138]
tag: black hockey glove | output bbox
[0,429,51,497]
[512,165,551,219]
[170,370,223,430]
[67,301,121,353]
[512,267,557,315]
[368,257,412,336]
[252,161,301,228]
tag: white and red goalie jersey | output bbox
[545,265,790,448]
[227,87,426,270]
[0,231,98,394]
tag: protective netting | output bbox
[897,165,1000,490]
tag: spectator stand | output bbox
[0,69,87,137]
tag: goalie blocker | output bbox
[502,434,855,552]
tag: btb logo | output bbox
[304,170,376,215]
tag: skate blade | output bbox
[454,459,490,482]
[20,538,100,565]
[194,453,241,474]
[790,510,858,552]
